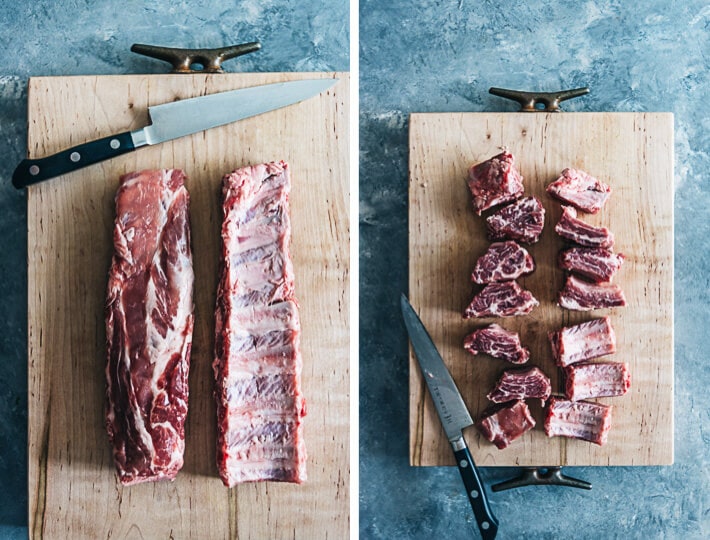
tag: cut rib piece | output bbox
[486,367,552,406]
[471,241,535,284]
[544,397,613,446]
[564,362,631,401]
[555,206,615,248]
[476,400,535,450]
[463,324,529,364]
[548,317,617,367]
[463,281,539,319]
[105,169,194,486]
[559,247,625,282]
[214,161,306,487]
[558,274,627,311]
[486,196,545,244]
[467,151,524,215]
[546,168,611,213]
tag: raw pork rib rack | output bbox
[214,161,307,486]
[105,169,194,485]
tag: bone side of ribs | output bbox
[544,397,613,446]
[548,316,617,367]
[105,169,194,485]
[565,362,631,401]
[213,161,307,487]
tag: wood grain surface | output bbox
[26,73,349,539]
[408,112,673,467]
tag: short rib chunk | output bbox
[544,397,613,446]
[477,401,535,449]
[558,275,627,311]
[555,206,614,248]
[486,367,552,406]
[546,168,611,213]
[463,324,529,364]
[467,151,524,215]
[548,317,617,367]
[471,241,535,284]
[463,281,539,319]
[214,161,307,486]
[105,169,194,485]
[565,362,631,401]
[486,196,545,244]
[559,247,625,282]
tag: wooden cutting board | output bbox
[408,112,673,467]
[26,73,349,539]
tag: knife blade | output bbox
[401,294,498,540]
[12,78,336,188]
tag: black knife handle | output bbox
[453,441,499,539]
[12,131,136,189]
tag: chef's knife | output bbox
[401,294,498,540]
[12,78,336,188]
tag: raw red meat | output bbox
[559,247,625,282]
[463,324,529,364]
[463,281,539,319]
[548,317,617,367]
[544,397,613,446]
[476,400,535,450]
[467,151,524,215]
[214,161,307,486]
[486,196,545,244]
[105,169,194,485]
[565,362,631,401]
[558,274,627,311]
[555,206,614,248]
[546,168,611,213]
[471,241,535,284]
[486,367,552,406]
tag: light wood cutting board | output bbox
[26,73,349,539]
[409,112,673,467]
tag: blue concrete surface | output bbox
[0,1,347,536]
[359,1,708,539]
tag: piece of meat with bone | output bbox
[214,161,307,487]
[559,247,625,282]
[544,397,613,446]
[463,324,530,364]
[486,196,545,244]
[476,400,535,450]
[471,241,535,284]
[548,316,617,367]
[565,362,631,401]
[463,281,539,319]
[558,274,627,311]
[105,169,194,485]
[467,151,524,215]
[546,168,611,213]
[486,366,552,406]
[555,206,615,249]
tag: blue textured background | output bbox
[359,1,708,539]
[0,1,347,538]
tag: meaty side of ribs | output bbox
[486,366,552,406]
[471,241,535,284]
[467,151,524,215]
[546,168,611,213]
[476,400,535,450]
[555,206,615,248]
[558,274,627,311]
[105,169,194,486]
[486,196,545,244]
[463,324,530,364]
[559,247,625,282]
[548,316,617,367]
[544,397,613,446]
[214,161,307,487]
[565,362,631,401]
[463,281,539,319]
